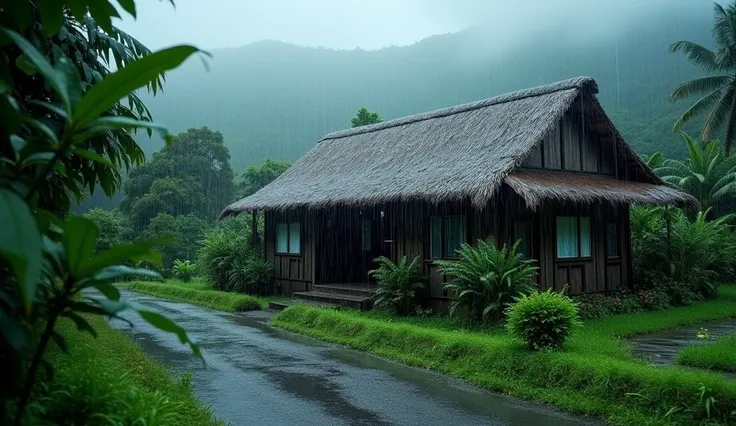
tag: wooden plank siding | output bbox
[262,95,642,304]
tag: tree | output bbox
[351,107,383,127]
[669,2,736,152]
[141,213,210,272]
[655,133,736,214]
[121,126,234,232]
[237,159,291,198]
[82,208,124,252]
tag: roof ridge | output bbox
[320,76,597,142]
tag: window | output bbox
[430,215,466,259]
[361,218,372,251]
[514,221,533,258]
[276,222,301,254]
[606,222,619,257]
[556,216,591,259]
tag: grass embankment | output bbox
[119,279,269,312]
[677,336,736,372]
[274,286,736,426]
[33,316,221,425]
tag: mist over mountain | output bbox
[133,5,712,175]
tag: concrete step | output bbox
[268,299,339,311]
[293,291,373,310]
[313,284,378,297]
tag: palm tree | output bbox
[655,133,736,213]
[669,2,736,151]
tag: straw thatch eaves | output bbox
[505,169,697,209]
[221,76,692,217]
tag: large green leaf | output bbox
[73,148,115,168]
[80,239,169,277]
[94,265,161,282]
[0,189,41,315]
[0,29,70,114]
[63,216,99,278]
[73,45,203,126]
[74,116,172,145]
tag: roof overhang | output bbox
[504,169,698,210]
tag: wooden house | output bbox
[221,77,696,309]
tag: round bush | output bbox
[505,289,581,351]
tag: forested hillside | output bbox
[134,6,712,173]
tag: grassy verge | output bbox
[32,316,221,425]
[677,336,736,372]
[274,286,736,426]
[119,280,265,312]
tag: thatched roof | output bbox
[221,76,688,217]
[505,169,698,209]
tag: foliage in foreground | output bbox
[121,281,265,312]
[274,290,736,426]
[506,289,581,351]
[173,260,196,282]
[0,4,206,423]
[30,317,221,426]
[370,256,424,316]
[677,336,736,372]
[437,239,537,322]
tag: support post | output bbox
[251,211,259,251]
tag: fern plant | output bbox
[369,256,424,316]
[227,258,275,295]
[172,260,195,282]
[437,239,537,322]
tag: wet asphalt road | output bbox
[112,290,598,426]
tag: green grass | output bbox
[677,336,736,372]
[119,280,266,312]
[274,286,736,426]
[31,316,221,425]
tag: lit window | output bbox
[556,216,591,259]
[276,222,301,254]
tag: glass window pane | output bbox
[607,222,619,257]
[556,217,578,258]
[445,216,466,257]
[362,219,372,251]
[514,221,532,258]
[276,224,288,253]
[289,222,300,254]
[580,217,591,257]
[430,217,442,259]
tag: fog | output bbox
[117,0,712,51]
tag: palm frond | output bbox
[672,89,724,131]
[703,85,736,140]
[669,40,722,72]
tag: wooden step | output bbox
[292,291,373,310]
[313,284,378,297]
[268,299,339,311]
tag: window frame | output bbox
[429,214,467,260]
[606,221,620,258]
[361,218,372,252]
[555,215,592,260]
[513,220,534,259]
[275,221,302,255]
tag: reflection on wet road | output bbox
[112,290,599,426]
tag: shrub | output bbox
[506,289,581,351]
[197,222,253,291]
[172,260,196,282]
[228,258,275,295]
[369,256,424,316]
[437,239,537,322]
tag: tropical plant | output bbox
[369,256,424,316]
[227,258,275,295]
[0,2,206,422]
[173,260,196,282]
[82,208,125,252]
[197,217,254,291]
[506,289,581,351]
[437,239,537,322]
[654,133,736,213]
[669,3,736,152]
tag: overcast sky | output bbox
[116,0,712,51]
